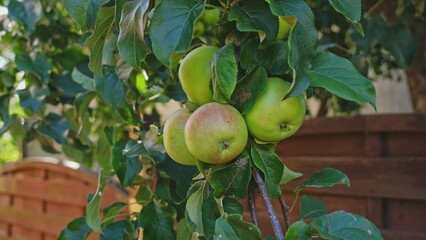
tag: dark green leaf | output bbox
[8,0,42,33]
[307,52,376,109]
[250,141,284,199]
[87,6,115,75]
[62,0,105,29]
[270,0,318,97]
[285,221,311,240]
[214,214,262,240]
[124,139,150,158]
[149,0,204,67]
[118,0,149,68]
[240,39,289,73]
[382,24,418,69]
[15,52,52,83]
[231,66,267,115]
[95,66,128,108]
[74,92,97,146]
[308,211,383,240]
[112,139,143,187]
[100,220,137,240]
[300,195,327,220]
[0,95,11,124]
[328,0,361,23]
[86,169,114,233]
[211,44,238,101]
[202,191,221,239]
[139,201,176,240]
[16,87,48,113]
[102,202,127,226]
[300,168,350,189]
[223,198,244,215]
[350,16,388,53]
[210,150,251,199]
[228,1,278,45]
[35,113,70,144]
[58,217,92,240]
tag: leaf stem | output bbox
[364,0,384,18]
[279,195,291,230]
[205,4,225,12]
[253,168,284,240]
[248,183,258,226]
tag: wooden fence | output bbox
[0,158,128,240]
[247,114,426,239]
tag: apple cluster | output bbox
[163,45,306,166]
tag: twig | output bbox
[248,183,258,226]
[253,168,284,240]
[279,195,291,230]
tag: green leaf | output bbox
[300,195,327,220]
[35,113,70,144]
[72,68,96,91]
[308,211,384,240]
[382,24,418,69]
[17,87,49,113]
[139,201,177,240]
[95,66,128,108]
[285,221,311,240]
[202,191,221,239]
[211,44,238,102]
[269,0,318,97]
[223,198,244,215]
[210,150,251,199]
[112,139,143,187]
[58,217,92,240]
[86,169,113,233]
[300,168,350,189]
[214,214,262,240]
[214,216,239,240]
[100,220,137,240]
[250,141,284,199]
[350,16,388,53]
[102,202,127,226]
[328,0,361,23]
[74,92,97,146]
[149,0,204,67]
[62,0,105,29]
[231,66,267,115]
[15,52,52,83]
[8,0,42,34]
[118,0,149,68]
[87,6,115,76]
[186,182,205,234]
[307,52,376,109]
[228,0,278,45]
[240,39,289,73]
[280,165,303,184]
[124,139,150,158]
[177,219,195,240]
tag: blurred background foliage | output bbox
[0,0,424,165]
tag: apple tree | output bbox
[5,0,423,239]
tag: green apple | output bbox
[244,77,306,142]
[163,108,198,166]
[178,45,218,105]
[200,8,221,26]
[185,102,248,164]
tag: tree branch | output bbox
[253,168,284,240]
[279,195,291,230]
[248,183,258,226]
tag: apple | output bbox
[185,102,248,164]
[163,108,198,166]
[244,77,306,142]
[200,8,221,26]
[178,45,218,105]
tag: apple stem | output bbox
[253,168,284,240]
[279,195,291,230]
[248,183,258,226]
